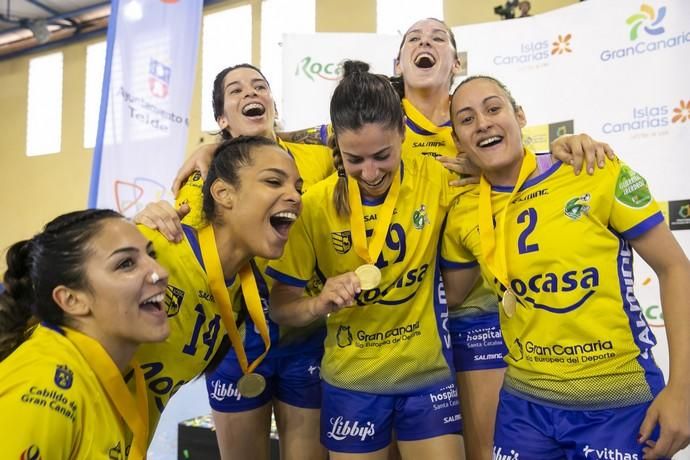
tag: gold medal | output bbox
[355,264,382,290]
[237,373,266,398]
[502,289,517,318]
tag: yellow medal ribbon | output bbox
[347,167,401,265]
[478,149,538,291]
[198,225,270,376]
[63,327,148,460]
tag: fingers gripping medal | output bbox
[355,264,382,290]
[347,169,401,292]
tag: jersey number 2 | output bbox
[517,208,539,254]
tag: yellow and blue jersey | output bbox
[175,138,333,354]
[0,325,130,459]
[267,151,462,394]
[401,98,456,159]
[133,225,235,441]
[403,97,498,319]
[442,157,666,409]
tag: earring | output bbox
[150,272,160,284]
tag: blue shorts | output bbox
[449,312,507,372]
[321,380,462,453]
[493,389,663,459]
[206,346,323,412]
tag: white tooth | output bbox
[479,136,501,147]
[274,211,297,221]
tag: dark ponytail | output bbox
[0,209,122,360]
[329,60,405,216]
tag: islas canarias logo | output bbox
[551,34,572,55]
[626,3,666,40]
[672,100,690,123]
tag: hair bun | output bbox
[342,60,370,78]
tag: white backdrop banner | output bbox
[282,1,690,455]
[281,33,399,130]
[89,0,202,216]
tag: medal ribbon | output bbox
[198,225,270,375]
[478,149,537,289]
[63,327,148,460]
[347,167,401,264]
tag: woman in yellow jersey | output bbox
[267,60,465,460]
[138,64,330,460]
[131,135,303,453]
[391,18,617,460]
[442,76,690,460]
[0,209,170,459]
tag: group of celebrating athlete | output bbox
[1,16,689,460]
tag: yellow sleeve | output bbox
[609,160,664,239]
[0,360,82,457]
[175,170,207,229]
[441,197,479,269]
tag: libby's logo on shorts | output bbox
[326,416,375,441]
[493,446,520,460]
[209,380,241,402]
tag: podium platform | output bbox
[178,414,280,460]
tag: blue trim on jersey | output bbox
[434,245,455,373]
[405,117,452,135]
[492,160,563,193]
[182,224,236,285]
[615,237,664,397]
[41,322,65,335]
[265,266,308,288]
[439,257,479,269]
[182,224,203,269]
[620,212,664,240]
[361,161,405,206]
[320,124,329,145]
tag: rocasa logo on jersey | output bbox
[326,416,375,441]
[601,3,690,62]
[295,56,343,81]
[509,267,599,314]
[493,446,520,460]
[582,444,639,460]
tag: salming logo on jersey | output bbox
[412,141,446,148]
[512,188,549,204]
